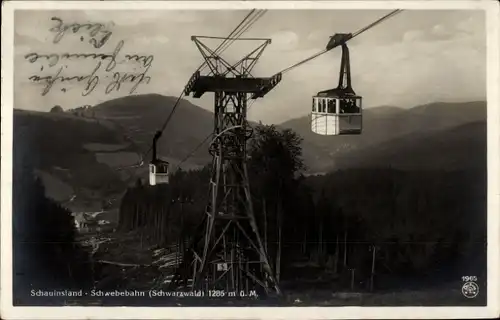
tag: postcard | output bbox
[1,1,499,319]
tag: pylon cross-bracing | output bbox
[169,36,282,296]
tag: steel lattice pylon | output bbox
[169,36,282,296]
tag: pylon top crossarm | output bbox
[185,36,281,99]
[191,36,272,77]
[193,39,237,77]
[221,41,270,78]
[192,35,272,42]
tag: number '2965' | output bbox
[462,276,477,282]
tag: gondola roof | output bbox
[314,87,360,98]
[151,157,170,165]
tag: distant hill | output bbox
[13,96,486,211]
[333,120,486,171]
[279,101,486,172]
[14,109,127,211]
[91,94,214,165]
[13,94,215,211]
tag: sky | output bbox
[14,9,486,124]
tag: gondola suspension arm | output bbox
[275,9,403,77]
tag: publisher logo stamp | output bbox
[461,281,479,298]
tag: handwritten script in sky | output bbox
[24,17,154,98]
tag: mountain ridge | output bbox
[13,95,486,211]
[279,100,486,172]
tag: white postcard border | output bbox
[1,1,499,319]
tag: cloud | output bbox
[130,35,170,47]
[402,30,425,42]
[13,9,486,124]
[271,30,299,51]
[84,10,202,26]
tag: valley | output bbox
[14,95,486,214]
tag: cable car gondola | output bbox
[149,130,170,186]
[311,33,362,136]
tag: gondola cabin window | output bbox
[149,161,170,186]
[311,96,362,135]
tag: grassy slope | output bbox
[14,94,215,210]
[14,109,128,211]
[92,93,214,166]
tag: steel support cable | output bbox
[241,9,403,107]
[153,9,259,142]
[199,9,267,76]
[217,10,268,77]
[157,10,261,139]
[198,9,260,73]
[136,9,260,162]
[168,9,404,171]
[175,85,259,170]
[174,97,256,171]
[122,9,259,183]
[277,9,403,76]
[175,134,212,169]
[174,11,269,170]
[242,9,404,127]
[351,9,403,38]
[214,9,268,56]
[175,125,244,170]
[216,10,267,77]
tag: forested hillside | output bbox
[117,123,487,294]
[13,146,94,305]
[281,101,486,172]
[14,98,486,214]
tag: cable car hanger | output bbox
[149,130,170,186]
[244,9,402,136]
[310,33,363,135]
[321,33,355,96]
[275,9,403,77]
